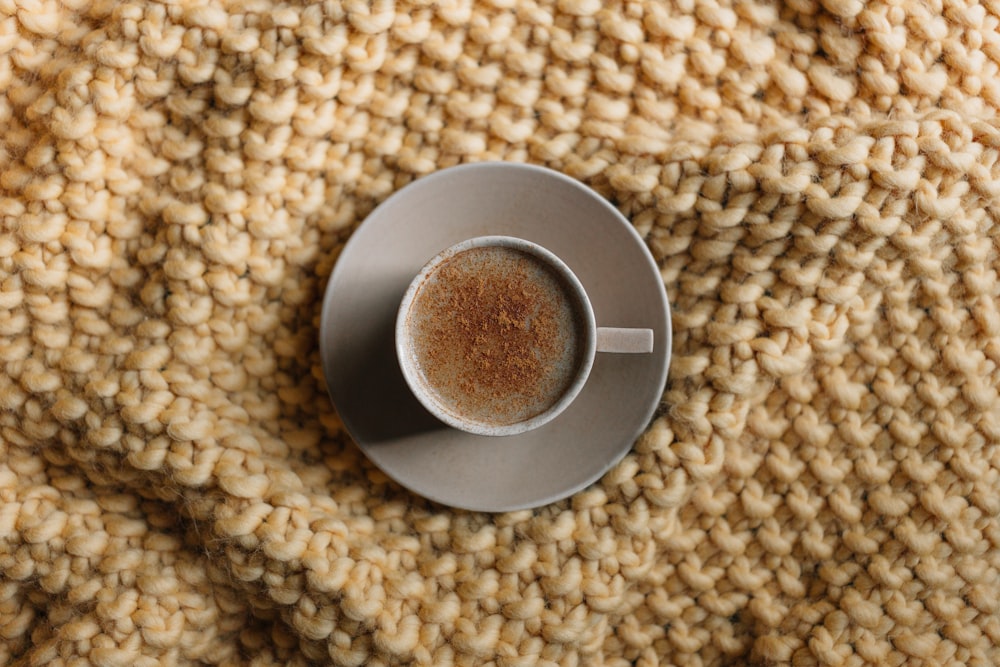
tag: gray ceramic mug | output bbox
[396,235,653,436]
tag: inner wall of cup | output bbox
[401,237,597,434]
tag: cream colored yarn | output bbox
[2,0,999,665]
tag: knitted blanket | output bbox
[2,0,999,665]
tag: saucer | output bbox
[319,163,672,512]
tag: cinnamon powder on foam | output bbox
[409,246,582,427]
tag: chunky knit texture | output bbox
[2,0,1000,665]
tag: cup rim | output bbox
[395,235,598,436]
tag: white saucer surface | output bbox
[319,163,671,512]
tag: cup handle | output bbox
[596,327,654,354]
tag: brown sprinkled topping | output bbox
[409,246,583,426]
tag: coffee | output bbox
[406,245,586,427]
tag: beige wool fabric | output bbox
[2,0,999,665]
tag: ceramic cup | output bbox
[396,235,654,436]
